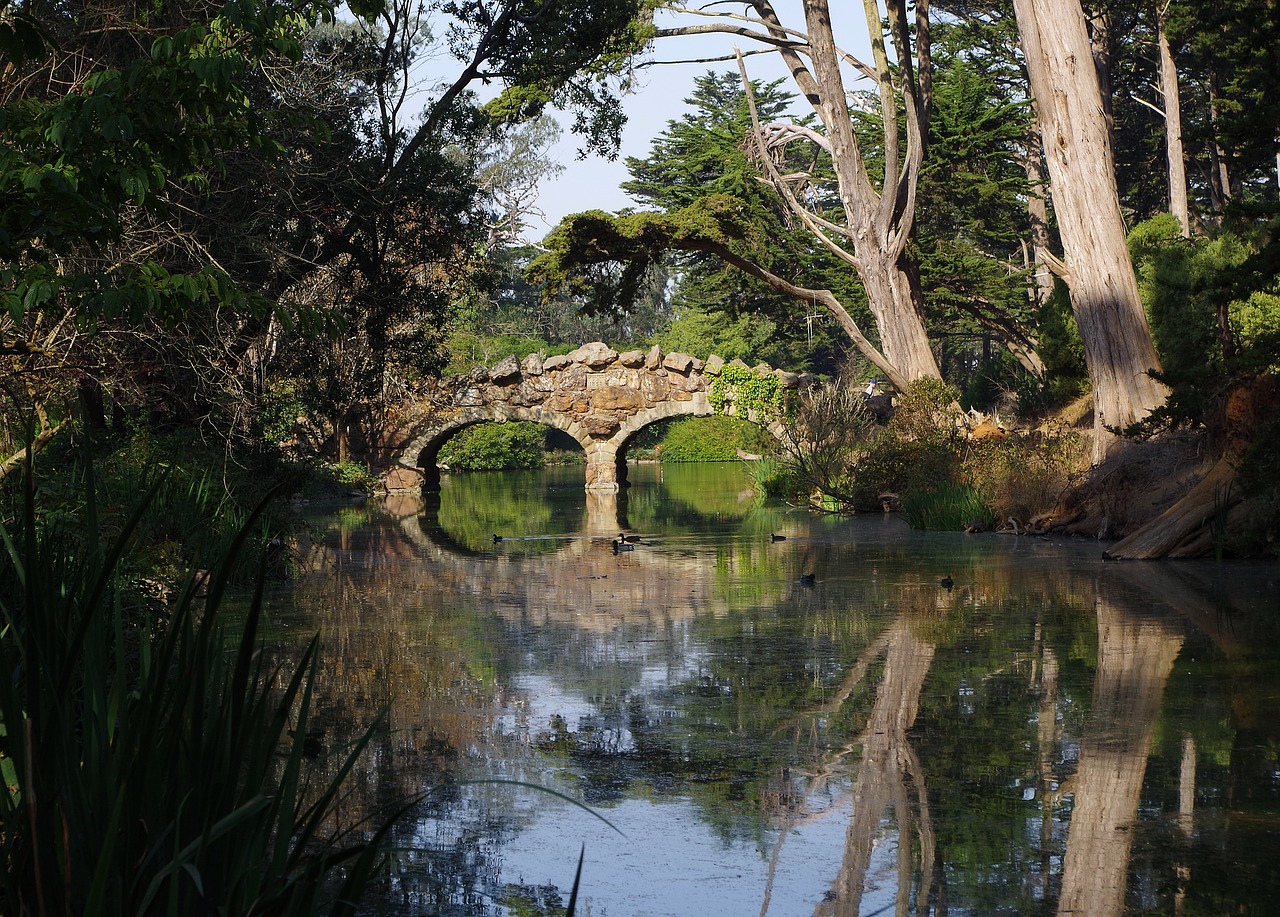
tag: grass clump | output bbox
[440,421,546,471]
[902,483,997,531]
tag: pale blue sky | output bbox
[530,3,877,238]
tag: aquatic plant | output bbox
[902,482,997,532]
[0,459,400,915]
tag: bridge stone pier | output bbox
[388,342,801,492]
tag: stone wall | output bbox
[387,342,803,492]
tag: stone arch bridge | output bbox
[388,342,806,492]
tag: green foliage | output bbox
[529,197,762,310]
[888,378,962,440]
[440,421,547,471]
[709,363,785,419]
[745,456,805,500]
[0,0,328,327]
[902,483,997,531]
[0,467,397,915]
[651,305,776,365]
[323,460,376,490]
[656,415,771,464]
[616,71,853,375]
[8,426,289,588]
[915,55,1039,363]
[1230,398,1280,556]
[1130,215,1231,376]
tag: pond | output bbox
[267,462,1280,916]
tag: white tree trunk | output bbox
[727,0,942,384]
[1157,3,1190,237]
[1013,0,1170,460]
[1023,120,1058,309]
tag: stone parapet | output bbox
[386,342,800,492]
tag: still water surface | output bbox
[270,463,1280,916]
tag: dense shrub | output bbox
[962,430,1088,523]
[440,421,546,471]
[841,379,965,511]
[658,416,771,463]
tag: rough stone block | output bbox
[774,369,800,388]
[645,344,663,369]
[618,349,645,367]
[510,388,547,407]
[470,364,490,383]
[559,362,587,393]
[672,391,692,402]
[382,466,422,492]
[593,387,644,411]
[571,341,618,367]
[581,414,620,436]
[544,354,570,371]
[663,352,695,373]
[728,358,751,370]
[490,354,520,383]
[640,374,670,403]
[455,387,485,407]
[521,352,545,376]
[703,354,725,375]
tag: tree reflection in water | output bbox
[258,464,1280,916]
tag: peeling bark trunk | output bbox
[858,251,940,384]
[1157,3,1190,237]
[1023,120,1057,309]
[1086,5,1115,144]
[729,0,942,385]
[1057,603,1184,917]
[1103,456,1238,559]
[1013,0,1169,461]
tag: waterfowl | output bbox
[612,539,635,553]
[940,574,954,589]
[618,532,643,543]
[770,533,787,542]
[800,572,816,587]
[492,534,503,543]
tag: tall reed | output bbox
[0,458,401,916]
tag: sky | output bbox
[525,3,877,240]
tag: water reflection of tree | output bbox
[1056,601,1184,917]
[756,613,941,917]
[821,620,938,917]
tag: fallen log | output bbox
[1103,456,1239,559]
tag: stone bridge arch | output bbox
[387,342,809,492]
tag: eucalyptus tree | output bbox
[535,0,942,390]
